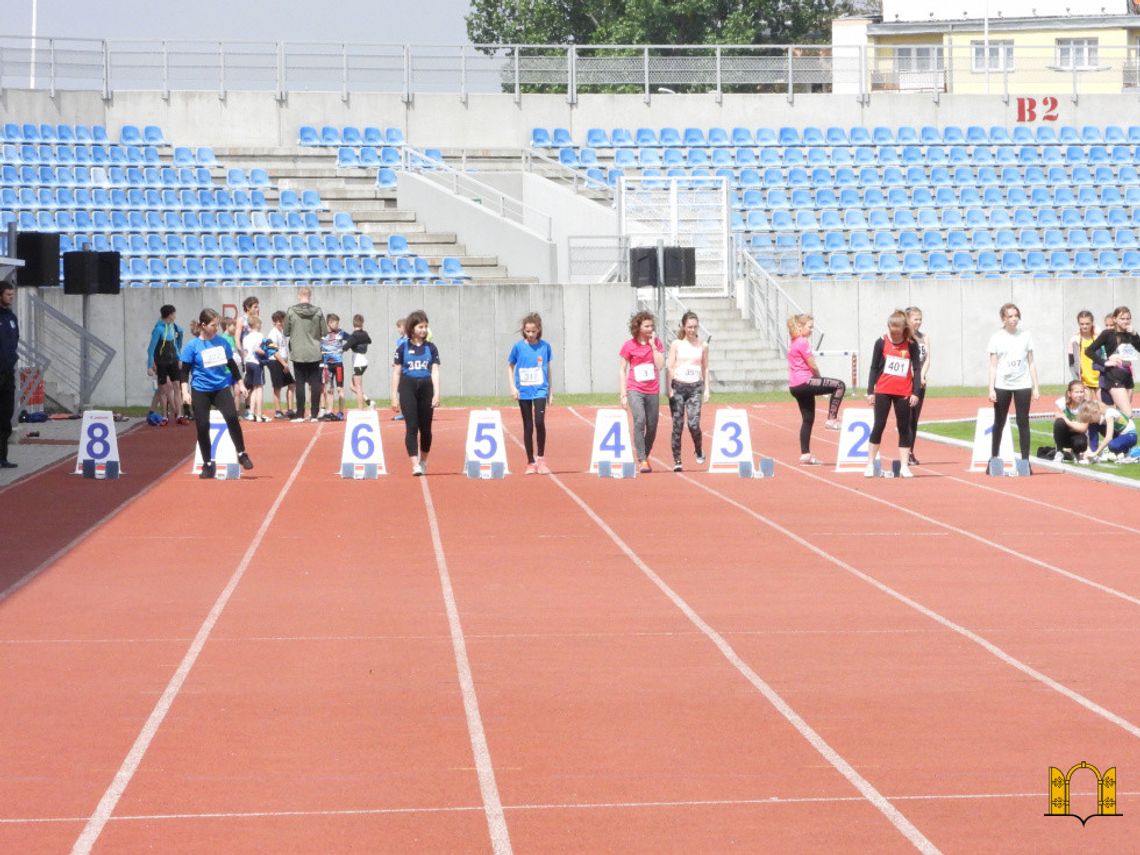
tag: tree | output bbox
[466,1,869,48]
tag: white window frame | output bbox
[1055,38,1099,70]
[971,40,1014,72]
[896,46,944,73]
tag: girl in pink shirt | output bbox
[619,311,665,472]
[787,313,845,464]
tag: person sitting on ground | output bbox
[1052,380,1097,463]
[1078,399,1138,464]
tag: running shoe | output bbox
[274,410,286,420]
[908,452,920,466]
[199,461,216,479]
[177,416,191,425]
[535,458,552,475]
[672,461,683,472]
[639,462,652,474]
[897,466,913,479]
[799,454,822,465]
[525,463,538,475]
[695,452,705,465]
[393,414,405,422]
[243,414,255,421]
[824,419,842,430]
[291,417,306,423]
[238,452,254,471]
[863,463,876,478]
[411,463,424,476]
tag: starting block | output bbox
[341,462,380,480]
[989,457,1031,477]
[737,458,776,479]
[598,460,637,479]
[465,460,506,480]
[872,458,902,478]
[214,463,241,480]
[81,459,120,480]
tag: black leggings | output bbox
[993,387,1032,460]
[789,377,846,454]
[902,386,926,449]
[518,398,547,463]
[870,393,912,445]
[1053,419,1091,456]
[0,368,13,462]
[398,375,434,457]
[191,386,246,462]
[293,361,323,420]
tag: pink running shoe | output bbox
[535,458,552,475]
[524,463,538,475]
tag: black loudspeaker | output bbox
[629,247,657,288]
[96,251,121,295]
[63,251,120,295]
[63,251,98,295]
[16,232,61,287]
[662,246,696,287]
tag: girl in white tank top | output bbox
[667,312,710,471]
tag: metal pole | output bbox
[29,0,38,88]
[341,43,348,102]
[715,46,722,104]
[80,294,90,409]
[218,41,225,100]
[984,0,990,95]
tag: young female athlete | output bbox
[786,313,845,465]
[902,306,930,465]
[1084,306,1140,416]
[1079,399,1138,463]
[508,312,553,475]
[179,308,253,479]
[666,311,709,471]
[391,310,439,476]
[619,311,665,473]
[863,310,921,478]
[1068,310,1100,404]
[1053,380,1096,462]
[988,302,1040,464]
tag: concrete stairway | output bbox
[211,147,537,284]
[678,294,788,392]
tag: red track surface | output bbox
[1,399,1136,853]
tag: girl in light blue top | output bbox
[508,312,553,474]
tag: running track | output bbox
[0,399,1136,853]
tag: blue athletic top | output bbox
[146,319,183,367]
[180,336,237,392]
[508,339,552,400]
[321,329,348,365]
[394,339,439,379]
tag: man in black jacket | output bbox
[0,281,19,468]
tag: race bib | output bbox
[518,366,542,386]
[632,362,656,383]
[200,346,227,368]
[883,355,909,378]
[1003,357,1024,380]
[1118,343,1138,362]
[676,364,701,383]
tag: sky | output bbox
[7,0,473,45]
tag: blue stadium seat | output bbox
[361,127,383,146]
[706,128,729,147]
[611,128,634,147]
[585,128,609,148]
[1018,229,1042,248]
[1068,229,1091,249]
[342,127,363,146]
[753,128,775,147]
[385,127,405,146]
[682,128,706,146]
[976,251,1000,274]
[660,128,681,146]
[143,126,166,145]
[531,128,551,147]
[999,251,1024,273]
[1124,250,1140,272]
[337,147,360,167]
[950,251,974,274]
[1099,250,1122,274]
[1050,250,1074,273]
[1073,250,1097,274]
[635,128,658,146]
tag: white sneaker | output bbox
[411,463,423,476]
[897,465,913,478]
[1052,451,1064,463]
[863,463,876,478]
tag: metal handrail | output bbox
[739,249,820,356]
[522,148,616,205]
[14,339,50,416]
[25,294,115,409]
[401,145,553,241]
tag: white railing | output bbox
[402,146,553,241]
[740,250,817,356]
[522,148,616,205]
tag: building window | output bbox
[1056,38,1099,70]
[896,46,944,73]
[972,40,1014,72]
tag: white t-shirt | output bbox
[242,331,265,366]
[988,328,1034,390]
[267,326,289,362]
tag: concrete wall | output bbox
[780,277,1140,388]
[5,88,1140,149]
[396,172,556,282]
[26,283,634,407]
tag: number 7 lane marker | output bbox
[71,427,324,855]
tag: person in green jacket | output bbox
[284,287,326,422]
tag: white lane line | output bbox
[519,414,939,854]
[70,428,324,855]
[668,458,1140,741]
[749,413,1140,608]
[418,477,512,855]
[7,788,1131,825]
[1,453,192,603]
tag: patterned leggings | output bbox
[670,381,704,462]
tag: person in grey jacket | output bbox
[283,287,325,422]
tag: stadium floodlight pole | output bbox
[29,0,39,89]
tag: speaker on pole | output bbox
[662,246,696,287]
[16,232,61,287]
[629,247,657,288]
[63,251,98,295]
[96,251,121,295]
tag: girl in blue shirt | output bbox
[390,310,440,476]
[508,312,553,474]
[180,308,253,479]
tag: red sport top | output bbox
[873,334,914,397]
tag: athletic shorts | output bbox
[1101,366,1135,390]
[155,362,181,385]
[267,361,293,390]
[353,365,367,377]
[244,363,264,388]
[323,363,345,388]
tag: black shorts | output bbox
[267,361,293,390]
[324,363,345,388]
[1101,366,1135,390]
[353,365,367,377]
[155,362,181,385]
[244,363,265,388]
